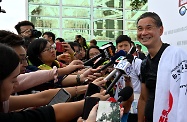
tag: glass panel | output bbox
[62,18,90,29]
[62,7,90,18]
[36,28,60,38]
[125,31,137,41]
[93,8,123,19]
[93,19,123,30]
[93,30,123,41]
[28,5,59,16]
[62,0,90,7]
[28,0,59,4]
[125,10,146,21]
[124,0,132,10]
[62,29,90,42]
[29,17,60,28]
[93,0,123,8]
[125,20,136,30]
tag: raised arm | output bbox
[14,68,58,93]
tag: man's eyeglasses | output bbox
[20,56,28,64]
[42,46,56,52]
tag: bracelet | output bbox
[76,74,81,85]
[75,86,78,97]
[74,86,78,101]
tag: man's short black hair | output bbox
[15,20,35,34]
[42,32,56,42]
[90,39,97,46]
[56,37,65,42]
[136,12,163,27]
[116,35,132,46]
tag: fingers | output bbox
[70,60,84,65]
[120,107,124,118]
[91,90,110,101]
[77,117,84,122]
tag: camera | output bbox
[31,29,42,38]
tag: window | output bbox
[28,0,147,42]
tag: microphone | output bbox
[117,86,133,102]
[104,54,134,81]
[92,57,106,69]
[97,50,127,73]
[128,46,136,54]
[84,42,115,66]
[105,55,134,94]
[84,53,104,66]
[61,42,115,81]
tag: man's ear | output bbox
[159,26,164,36]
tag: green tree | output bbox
[130,0,148,10]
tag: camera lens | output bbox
[31,29,42,38]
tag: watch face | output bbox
[76,74,81,85]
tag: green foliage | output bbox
[130,0,148,11]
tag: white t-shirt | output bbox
[129,56,142,93]
[114,56,142,113]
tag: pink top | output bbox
[14,66,58,93]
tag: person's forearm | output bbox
[64,85,88,97]
[61,74,85,87]
[9,88,61,111]
[15,69,57,93]
[138,99,146,122]
[53,100,84,122]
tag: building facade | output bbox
[28,0,147,43]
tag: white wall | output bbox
[148,0,187,50]
[0,0,27,34]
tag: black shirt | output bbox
[0,106,56,122]
[140,43,170,122]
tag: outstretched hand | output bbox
[64,60,84,74]
[80,68,103,83]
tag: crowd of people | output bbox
[0,11,187,122]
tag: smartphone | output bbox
[96,101,120,122]
[84,83,101,98]
[56,42,64,52]
[82,97,100,120]
[48,88,71,106]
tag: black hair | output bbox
[136,12,163,27]
[90,39,97,46]
[116,35,132,46]
[56,37,65,42]
[82,37,88,49]
[0,30,24,47]
[0,43,19,82]
[42,32,56,42]
[15,20,35,34]
[27,38,48,67]
[68,41,81,52]
[86,45,102,60]
[74,35,88,49]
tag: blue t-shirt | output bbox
[121,112,129,122]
